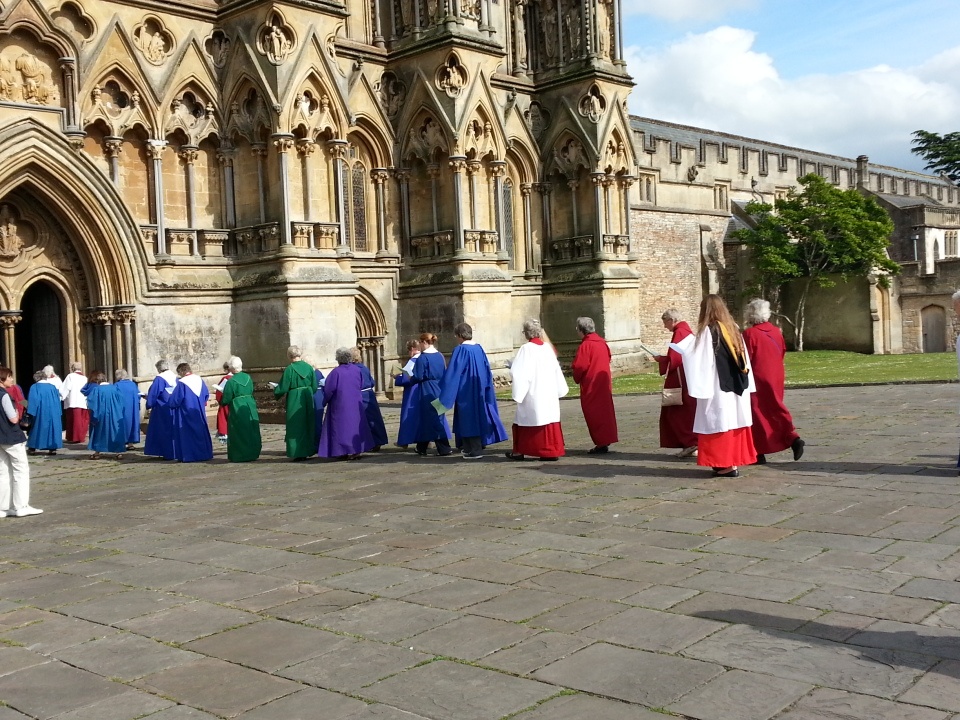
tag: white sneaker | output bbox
[0,508,8,517]
[12,507,42,517]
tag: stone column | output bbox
[273,134,295,246]
[147,141,168,256]
[568,179,580,237]
[179,146,199,253]
[602,174,614,238]
[371,168,390,256]
[619,175,634,248]
[489,161,507,257]
[59,58,79,131]
[591,172,605,253]
[537,182,553,248]
[0,313,20,378]
[466,160,482,229]
[372,0,386,47]
[217,145,237,229]
[93,309,116,378]
[327,139,350,253]
[449,156,467,252]
[520,183,534,274]
[252,144,267,224]
[612,0,624,64]
[297,139,317,225]
[115,307,136,376]
[427,164,441,233]
[104,137,122,185]
[395,169,412,255]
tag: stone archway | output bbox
[355,289,387,392]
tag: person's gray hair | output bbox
[522,318,543,340]
[335,347,353,365]
[661,308,682,323]
[33,370,43,382]
[156,359,169,373]
[952,290,960,303]
[454,322,473,340]
[41,365,54,378]
[228,356,243,373]
[287,345,302,360]
[576,316,595,334]
[744,298,772,326]
[114,368,129,381]
[70,361,82,372]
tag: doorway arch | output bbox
[355,289,387,392]
[15,280,65,392]
[921,305,947,353]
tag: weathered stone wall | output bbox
[897,259,960,353]
[780,276,873,353]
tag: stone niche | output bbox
[0,31,62,107]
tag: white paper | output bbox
[267,381,278,389]
[638,341,659,356]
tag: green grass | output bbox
[502,350,959,399]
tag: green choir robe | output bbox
[274,360,318,459]
[221,372,262,462]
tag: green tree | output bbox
[911,130,960,182]
[733,173,898,351]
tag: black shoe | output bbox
[415,449,428,456]
[713,469,740,478]
[588,445,609,455]
[539,457,559,462]
[755,454,767,465]
[504,452,525,461]
[791,438,805,461]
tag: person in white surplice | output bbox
[670,294,757,478]
[505,318,568,461]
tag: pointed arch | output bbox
[287,68,342,139]
[82,63,156,136]
[0,0,78,59]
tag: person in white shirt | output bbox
[60,361,89,443]
[0,366,40,517]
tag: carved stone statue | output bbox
[514,0,528,71]
[579,86,606,123]
[538,0,558,65]
[597,0,613,59]
[264,23,292,64]
[437,56,466,98]
[564,0,581,59]
[0,206,23,260]
[134,23,170,65]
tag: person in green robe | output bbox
[273,345,318,460]
[220,356,262,463]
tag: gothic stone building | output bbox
[1,0,957,395]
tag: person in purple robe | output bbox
[168,363,213,462]
[113,368,143,449]
[144,360,177,460]
[318,347,375,460]
[436,322,507,459]
[351,347,388,450]
[82,371,127,459]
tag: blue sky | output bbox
[620,0,960,172]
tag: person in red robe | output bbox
[571,316,618,453]
[214,361,232,443]
[653,309,697,457]
[742,299,804,464]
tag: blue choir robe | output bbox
[168,375,213,462]
[438,343,507,447]
[115,378,143,444]
[404,350,451,445]
[26,381,63,451]
[313,369,326,445]
[144,371,177,459]
[83,383,127,454]
[394,374,419,445]
[356,362,389,447]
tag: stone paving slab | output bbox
[1,385,960,719]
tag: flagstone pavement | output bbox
[1,383,960,719]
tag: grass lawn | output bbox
[522,350,959,399]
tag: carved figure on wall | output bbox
[0,57,17,101]
[579,85,606,123]
[426,0,441,25]
[436,55,467,98]
[597,0,613,59]
[461,0,481,21]
[513,0,528,71]
[205,30,231,69]
[564,0,581,59]
[399,0,416,33]
[537,0,558,65]
[0,52,58,105]
[554,137,587,177]
[133,20,172,65]
[375,73,406,118]
[523,101,549,139]
[258,15,295,65]
[0,206,22,260]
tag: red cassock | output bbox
[742,322,799,454]
[215,373,232,437]
[571,332,618,446]
[657,321,698,448]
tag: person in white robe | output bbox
[60,361,89,443]
[505,318,568,461]
[671,294,756,477]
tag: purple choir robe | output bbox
[168,376,213,462]
[318,363,375,457]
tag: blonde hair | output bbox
[418,332,438,345]
[697,294,744,356]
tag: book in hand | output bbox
[267,381,278,389]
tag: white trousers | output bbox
[0,442,30,512]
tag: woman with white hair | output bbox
[220,356,261,462]
[274,345,318,461]
[653,308,697,458]
[144,359,177,460]
[25,365,62,456]
[506,319,568,461]
[742,298,804,464]
[319,347,375,460]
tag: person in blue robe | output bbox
[82,372,126,458]
[313,368,326,447]
[394,339,422,448]
[405,334,452,456]
[113,369,143,449]
[144,360,177,460]
[167,363,213,462]
[436,322,507,459]
[25,370,63,455]
[351,348,389,450]
[319,348,376,459]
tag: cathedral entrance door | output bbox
[15,280,65,392]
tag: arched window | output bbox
[502,177,515,269]
[342,144,368,252]
[945,230,957,258]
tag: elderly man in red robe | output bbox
[571,316,618,454]
[653,308,698,457]
[742,299,804,464]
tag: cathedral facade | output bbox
[0,0,639,388]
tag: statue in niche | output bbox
[524,102,548,139]
[437,57,466,98]
[264,23,292,64]
[0,206,23,260]
[597,0,613,59]
[461,0,481,20]
[513,0,528,71]
[426,0,441,25]
[376,74,406,118]
[563,0,581,59]
[206,31,231,69]
[15,54,46,103]
[555,138,586,173]
[578,86,606,123]
[0,57,18,101]
[399,0,415,33]
[537,0,558,65]
[134,24,169,65]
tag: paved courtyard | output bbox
[1,383,960,719]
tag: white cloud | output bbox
[622,0,757,21]
[624,26,960,171]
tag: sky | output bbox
[620,0,960,173]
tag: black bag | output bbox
[18,413,34,431]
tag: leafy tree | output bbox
[911,130,960,183]
[733,173,898,351]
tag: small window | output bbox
[945,230,958,257]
